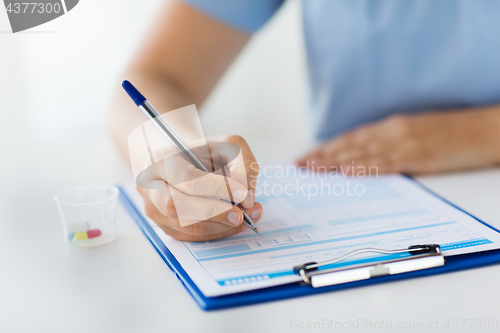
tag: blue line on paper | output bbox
[197,221,456,261]
[194,244,252,258]
[328,209,429,226]
[215,239,492,285]
[207,224,314,243]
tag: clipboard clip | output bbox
[293,244,444,288]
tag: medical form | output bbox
[123,169,500,297]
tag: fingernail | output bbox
[227,212,241,225]
[232,189,247,203]
[251,208,262,220]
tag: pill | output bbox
[67,232,75,241]
[74,229,102,241]
[66,222,90,233]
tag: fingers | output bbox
[299,146,407,175]
[140,192,264,241]
[207,202,263,226]
[342,153,405,175]
[327,141,400,169]
[241,188,255,208]
[169,204,263,240]
[209,135,260,208]
[298,124,392,167]
[296,115,415,173]
[139,182,263,226]
[227,135,259,208]
[136,135,263,241]
[327,117,413,165]
[159,223,251,242]
[296,144,324,168]
[352,152,445,175]
[138,152,248,203]
[139,135,259,207]
[146,184,236,224]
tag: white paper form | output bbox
[124,171,500,297]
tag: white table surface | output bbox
[2,135,500,333]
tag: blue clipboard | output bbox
[118,179,500,311]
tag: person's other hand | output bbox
[136,135,262,241]
[297,107,500,175]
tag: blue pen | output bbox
[122,80,260,235]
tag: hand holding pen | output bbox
[123,81,263,241]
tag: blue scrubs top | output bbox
[182,0,500,141]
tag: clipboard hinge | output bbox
[294,244,444,288]
[293,262,317,284]
[408,244,440,255]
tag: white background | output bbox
[0,0,312,163]
[3,2,500,333]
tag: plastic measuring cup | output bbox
[54,185,119,246]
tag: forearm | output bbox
[106,70,196,160]
[106,1,250,160]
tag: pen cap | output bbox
[122,80,146,106]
